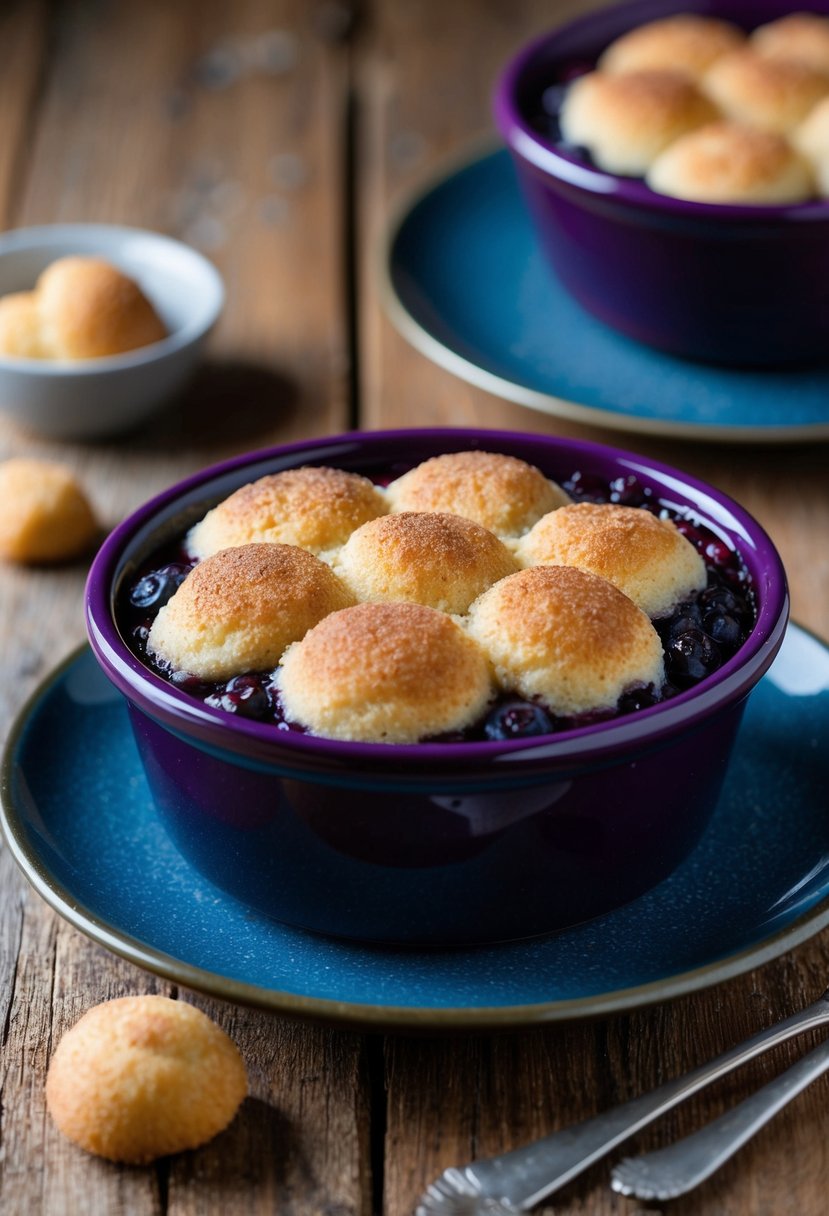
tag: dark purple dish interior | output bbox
[493,0,829,366]
[86,429,789,944]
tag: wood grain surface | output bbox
[1,2,828,1214]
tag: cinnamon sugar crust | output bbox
[277,601,493,742]
[648,119,815,202]
[752,12,829,75]
[518,502,706,619]
[600,14,745,79]
[560,69,721,175]
[188,465,388,561]
[703,47,829,133]
[466,564,664,717]
[386,450,568,538]
[148,543,353,679]
[336,511,518,613]
[46,996,247,1164]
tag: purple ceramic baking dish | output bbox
[493,0,829,366]
[85,429,788,945]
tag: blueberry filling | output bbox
[119,467,756,741]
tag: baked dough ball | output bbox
[188,466,388,562]
[560,69,721,175]
[517,502,706,619]
[466,565,664,718]
[0,458,98,563]
[648,120,815,203]
[793,96,829,194]
[386,451,568,538]
[148,543,353,679]
[703,48,829,134]
[752,12,829,75]
[336,511,518,613]
[600,14,745,80]
[0,292,47,358]
[45,996,247,1164]
[0,258,166,360]
[277,602,493,743]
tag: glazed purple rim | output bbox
[493,0,829,223]
[85,427,789,778]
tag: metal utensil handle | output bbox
[466,991,829,1209]
[611,1035,829,1201]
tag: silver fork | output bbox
[611,1035,829,1201]
[416,989,829,1215]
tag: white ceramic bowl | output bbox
[0,224,224,439]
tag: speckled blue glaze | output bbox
[493,0,829,366]
[83,430,788,945]
[3,625,829,1027]
[388,149,829,437]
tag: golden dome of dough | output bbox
[277,601,493,743]
[188,465,389,561]
[600,14,745,80]
[517,502,706,618]
[466,564,665,717]
[148,543,353,679]
[335,511,518,613]
[45,996,247,1164]
[386,450,568,538]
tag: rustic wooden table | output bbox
[1,1,828,1213]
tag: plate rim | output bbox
[3,634,829,1031]
[381,143,829,447]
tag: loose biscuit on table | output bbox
[46,996,247,1164]
[0,458,98,563]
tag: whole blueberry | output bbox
[706,612,743,650]
[617,687,659,714]
[206,673,273,721]
[700,585,751,622]
[129,563,191,610]
[484,701,554,741]
[667,629,722,687]
[563,470,608,502]
[608,473,652,508]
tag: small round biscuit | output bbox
[752,12,829,75]
[560,69,721,175]
[36,256,167,359]
[0,458,98,563]
[45,996,247,1164]
[600,14,745,80]
[703,47,829,134]
[336,512,518,613]
[148,543,353,679]
[647,120,815,203]
[188,465,389,561]
[793,95,829,194]
[277,601,493,743]
[466,565,665,718]
[517,502,707,619]
[386,451,568,538]
[0,292,47,358]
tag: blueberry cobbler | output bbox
[528,11,829,204]
[119,450,756,745]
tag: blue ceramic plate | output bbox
[3,626,829,1030]
[384,148,829,444]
